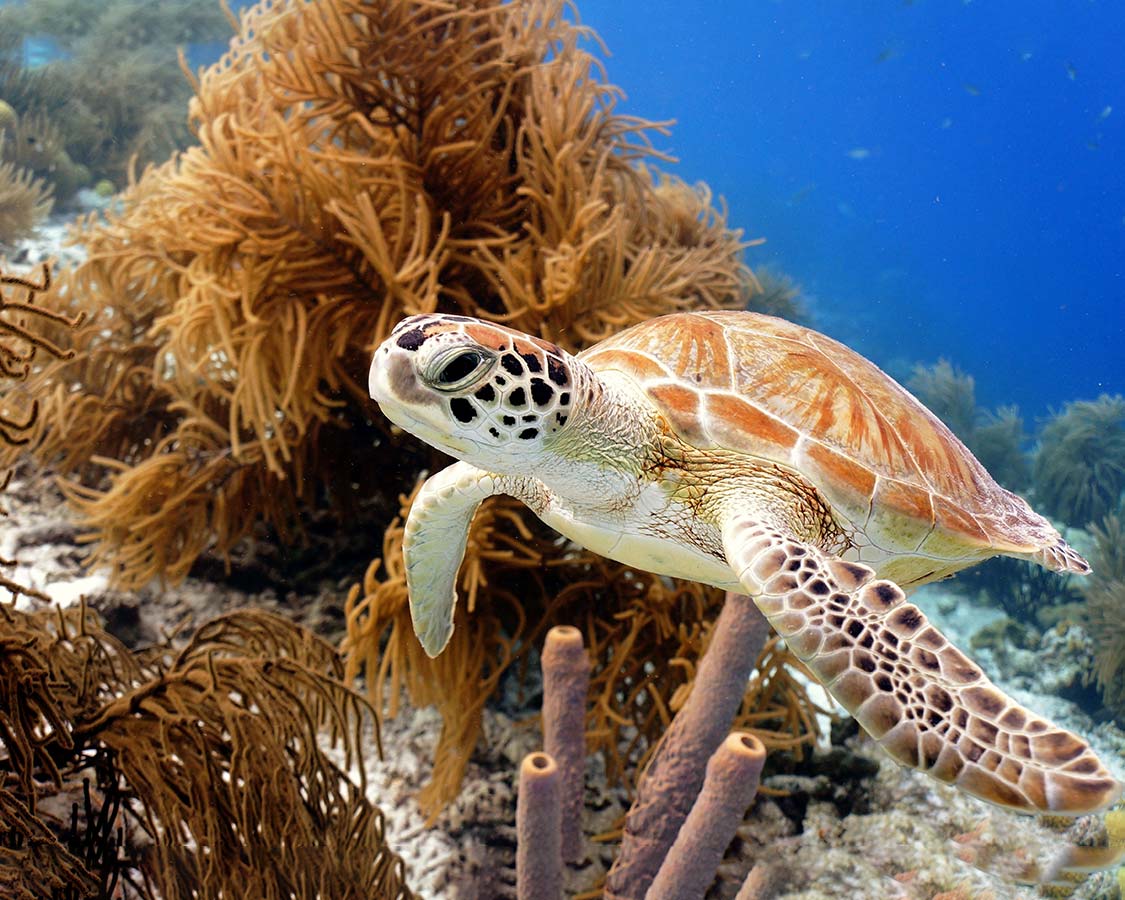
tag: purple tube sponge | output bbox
[516,751,563,900]
[604,592,770,900]
[646,731,767,900]
[541,624,591,863]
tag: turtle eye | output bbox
[427,348,494,392]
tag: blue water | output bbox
[23,1,1124,419]
[578,0,1124,420]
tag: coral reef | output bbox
[0,0,230,187]
[0,0,825,824]
[1034,395,1125,527]
[746,266,810,324]
[2,263,415,898]
[0,157,53,246]
[1080,514,1125,722]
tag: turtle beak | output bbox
[368,341,479,457]
[368,345,392,406]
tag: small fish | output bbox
[1099,105,1113,120]
[1065,62,1077,81]
[787,183,818,205]
[847,147,871,160]
[940,117,953,129]
[876,45,901,64]
[963,83,981,96]
[1020,51,1034,62]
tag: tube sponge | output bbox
[646,731,767,900]
[516,751,563,900]
[541,625,591,864]
[604,592,771,900]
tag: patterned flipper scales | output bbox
[722,514,1123,815]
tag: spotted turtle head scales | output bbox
[370,314,577,471]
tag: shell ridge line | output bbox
[802,330,933,492]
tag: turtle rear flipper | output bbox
[721,513,1123,815]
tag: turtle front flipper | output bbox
[404,461,499,657]
[721,513,1123,815]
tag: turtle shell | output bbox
[579,310,1054,559]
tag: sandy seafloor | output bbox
[3,217,1123,899]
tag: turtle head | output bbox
[370,314,580,472]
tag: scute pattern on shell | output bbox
[581,311,1056,556]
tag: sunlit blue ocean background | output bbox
[19,0,1124,420]
[573,0,1124,421]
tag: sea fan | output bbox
[0,157,52,245]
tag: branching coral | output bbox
[4,0,749,592]
[0,110,88,206]
[0,158,53,245]
[0,604,417,900]
[0,263,84,599]
[1033,394,1125,527]
[0,0,230,185]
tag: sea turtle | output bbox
[368,309,1122,816]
